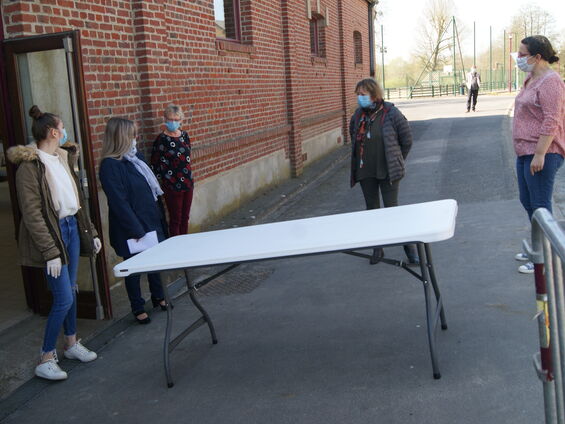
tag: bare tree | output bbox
[415,0,456,71]
[508,5,558,43]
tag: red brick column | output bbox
[337,0,350,144]
[280,0,304,177]
[132,0,168,147]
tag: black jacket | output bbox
[349,101,413,186]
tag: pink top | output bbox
[513,70,565,157]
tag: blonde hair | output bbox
[355,78,383,102]
[101,117,136,160]
[164,104,183,119]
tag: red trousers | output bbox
[163,186,193,236]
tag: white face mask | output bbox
[128,139,137,155]
[513,53,535,73]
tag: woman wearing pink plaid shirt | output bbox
[512,35,565,273]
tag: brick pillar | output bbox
[337,0,350,144]
[132,1,168,148]
[280,0,303,177]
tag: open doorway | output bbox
[2,31,111,322]
[0,129,30,333]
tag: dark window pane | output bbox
[354,31,363,64]
[310,19,318,55]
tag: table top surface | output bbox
[114,199,458,277]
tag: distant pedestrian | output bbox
[99,117,170,323]
[7,106,100,381]
[151,104,194,236]
[512,35,565,274]
[466,66,481,112]
[349,78,418,265]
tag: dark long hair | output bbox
[521,35,559,64]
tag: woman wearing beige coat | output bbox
[8,106,101,381]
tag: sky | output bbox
[377,0,565,64]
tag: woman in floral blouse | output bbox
[151,104,194,236]
[512,35,564,274]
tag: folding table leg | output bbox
[424,243,448,330]
[185,269,218,344]
[417,243,442,380]
[162,278,174,388]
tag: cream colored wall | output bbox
[302,127,343,165]
[190,149,291,230]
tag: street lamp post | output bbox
[508,33,513,92]
[380,24,386,92]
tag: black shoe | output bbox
[151,297,173,311]
[134,311,151,324]
[403,245,420,266]
[466,109,470,113]
[472,108,476,112]
[370,248,384,265]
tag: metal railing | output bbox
[524,208,565,423]
[383,82,509,100]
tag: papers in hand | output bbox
[127,231,158,255]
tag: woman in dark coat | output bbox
[349,78,417,264]
[99,117,169,324]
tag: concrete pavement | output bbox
[0,94,551,423]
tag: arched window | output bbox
[354,31,363,64]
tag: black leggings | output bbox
[359,178,399,209]
[359,178,417,259]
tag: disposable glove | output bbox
[46,257,62,278]
[93,237,102,254]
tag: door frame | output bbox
[2,30,112,319]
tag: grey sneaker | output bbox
[515,253,529,261]
[64,340,97,362]
[518,262,534,274]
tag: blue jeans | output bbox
[516,153,564,220]
[42,216,80,354]
[123,254,164,315]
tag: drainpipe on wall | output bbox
[367,0,378,78]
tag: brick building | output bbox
[0,0,378,321]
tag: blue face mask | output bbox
[357,95,373,109]
[165,121,180,132]
[59,128,68,145]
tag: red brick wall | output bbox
[2,0,373,180]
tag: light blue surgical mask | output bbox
[165,121,180,132]
[516,55,535,73]
[357,95,373,109]
[59,128,68,145]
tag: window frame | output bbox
[310,18,319,56]
[354,31,363,65]
[215,0,242,43]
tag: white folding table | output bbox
[115,199,458,387]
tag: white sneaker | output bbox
[515,253,529,261]
[35,359,67,380]
[64,340,97,362]
[519,262,534,274]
